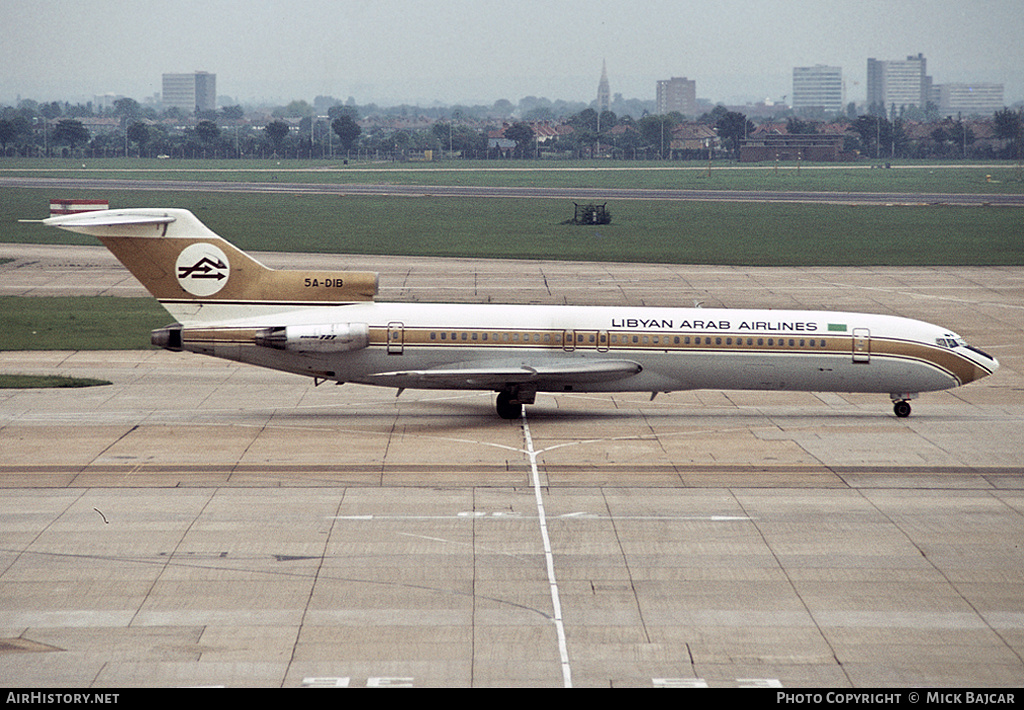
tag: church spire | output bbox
[597,59,610,113]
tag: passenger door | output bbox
[852,328,870,363]
[387,322,404,355]
[572,330,609,351]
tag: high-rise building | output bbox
[596,60,610,114]
[162,71,217,114]
[866,54,931,112]
[934,83,1005,117]
[656,77,696,117]
[792,65,843,115]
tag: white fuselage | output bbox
[175,301,998,399]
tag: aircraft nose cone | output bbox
[961,344,999,378]
[978,350,999,373]
[973,350,999,381]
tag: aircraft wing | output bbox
[358,359,642,389]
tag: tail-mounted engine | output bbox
[151,324,184,351]
[255,323,370,353]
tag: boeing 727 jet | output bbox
[40,208,998,419]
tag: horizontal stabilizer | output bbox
[43,210,176,229]
[43,211,176,229]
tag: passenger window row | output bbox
[429,331,555,343]
[419,330,830,349]
[609,334,829,348]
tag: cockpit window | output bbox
[936,335,973,349]
[937,335,996,362]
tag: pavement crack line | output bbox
[602,488,652,644]
[81,424,141,481]
[0,490,87,579]
[521,410,573,689]
[730,491,855,687]
[285,490,347,686]
[130,490,218,629]
[859,489,1024,669]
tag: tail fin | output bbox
[43,208,378,324]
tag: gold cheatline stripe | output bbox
[384,328,980,383]
[160,299,351,307]
[179,324,981,384]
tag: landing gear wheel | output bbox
[893,400,912,418]
[496,391,523,420]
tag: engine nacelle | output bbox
[151,324,184,351]
[256,323,370,353]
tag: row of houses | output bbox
[489,118,1012,161]
[738,119,1010,161]
[30,112,1014,161]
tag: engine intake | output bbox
[255,323,370,353]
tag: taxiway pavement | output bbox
[1,247,1022,687]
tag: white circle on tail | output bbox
[175,243,230,297]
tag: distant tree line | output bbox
[838,108,1023,160]
[1,94,1021,161]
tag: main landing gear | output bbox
[496,388,922,419]
[496,387,535,420]
[891,392,917,418]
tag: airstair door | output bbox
[852,328,870,363]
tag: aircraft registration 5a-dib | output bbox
[41,208,998,419]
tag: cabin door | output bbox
[387,322,404,355]
[571,330,607,351]
[852,328,870,363]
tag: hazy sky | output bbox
[3,0,1022,108]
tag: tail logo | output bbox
[175,243,230,296]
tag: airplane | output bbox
[38,207,999,420]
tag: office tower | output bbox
[792,65,843,114]
[934,83,1005,116]
[866,54,931,112]
[656,77,697,116]
[162,71,217,114]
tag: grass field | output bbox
[0,374,111,388]
[0,296,170,351]
[3,187,1021,266]
[3,157,1024,193]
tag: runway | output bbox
[1,247,1022,687]
[3,175,1024,206]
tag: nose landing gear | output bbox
[893,400,912,418]
[890,392,917,418]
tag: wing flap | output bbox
[359,359,642,389]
